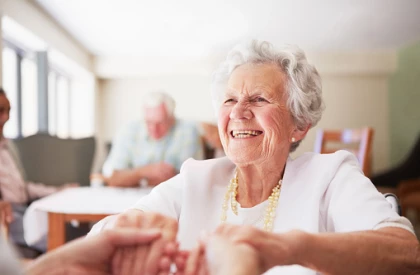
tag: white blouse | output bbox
[94,150,414,275]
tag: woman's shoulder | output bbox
[289,150,361,177]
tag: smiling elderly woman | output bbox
[90,41,419,275]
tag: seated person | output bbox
[102,91,204,187]
[0,88,76,252]
[90,40,419,275]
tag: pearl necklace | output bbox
[220,170,282,232]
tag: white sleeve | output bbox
[325,153,414,234]
[87,215,117,236]
[131,173,184,220]
[88,174,184,236]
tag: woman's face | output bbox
[218,63,300,165]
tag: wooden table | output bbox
[23,186,152,251]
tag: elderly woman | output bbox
[90,40,419,275]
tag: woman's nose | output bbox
[229,101,252,120]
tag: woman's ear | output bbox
[291,124,311,142]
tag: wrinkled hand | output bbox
[140,162,177,186]
[182,234,261,275]
[26,229,161,275]
[211,224,299,273]
[112,209,179,275]
[0,200,13,225]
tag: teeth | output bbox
[232,130,261,138]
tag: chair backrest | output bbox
[314,127,374,177]
[12,133,96,187]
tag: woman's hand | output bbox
[111,209,179,275]
[213,224,301,273]
[183,234,261,275]
[26,229,161,275]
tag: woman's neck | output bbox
[236,156,287,208]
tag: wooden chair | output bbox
[314,127,374,177]
[397,178,420,217]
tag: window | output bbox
[48,71,57,135]
[2,17,95,139]
[56,75,70,138]
[21,57,38,137]
[2,47,18,138]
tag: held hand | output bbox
[26,229,161,275]
[112,210,179,275]
[213,224,299,273]
[183,235,260,275]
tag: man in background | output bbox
[103,91,204,187]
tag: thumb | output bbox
[103,229,162,247]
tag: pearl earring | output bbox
[291,137,296,142]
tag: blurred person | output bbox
[90,41,420,275]
[102,91,204,187]
[0,88,77,253]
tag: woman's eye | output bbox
[224,99,235,103]
[255,97,267,102]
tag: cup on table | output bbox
[90,173,106,188]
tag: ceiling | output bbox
[34,0,420,60]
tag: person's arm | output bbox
[212,224,419,275]
[106,167,145,187]
[288,227,420,275]
[26,182,79,200]
[102,123,136,179]
[287,152,419,274]
[25,229,162,275]
[107,162,176,187]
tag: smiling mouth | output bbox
[231,130,263,139]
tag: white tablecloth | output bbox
[23,186,152,246]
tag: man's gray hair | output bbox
[143,91,176,117]
[211,40,325,152]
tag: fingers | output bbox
[184,243,204,275]
[104,228,162,246]
[120,247,137,275]
[174,251,190,273]
[132,245,149,274]
[112,249,124,275]
[159,256,172,271]
[144,238,168,275]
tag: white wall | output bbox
[97,50,395,174]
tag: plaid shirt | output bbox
[102,119,204,177]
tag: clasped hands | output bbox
[107,209,293,275]
[26,210,298,275]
